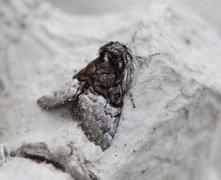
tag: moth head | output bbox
[99,41,133,71]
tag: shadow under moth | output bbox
[37,41,134,151]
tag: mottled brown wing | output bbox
[73,58,98,81]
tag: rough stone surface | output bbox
[1,0,221,180]
[0,157,72,180]
[0,145,7,166]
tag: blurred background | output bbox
[47,0,221,35]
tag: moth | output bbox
[37,41,134,151]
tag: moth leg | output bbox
[129,91,136,108]
[37,79,82,109]
[149,52,161,57]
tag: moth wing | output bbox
[73,58,97,81]
[38,58,99,110]
[37,78,83,109]
[77,90,121,151]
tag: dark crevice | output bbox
[0,79,4,94]
[89,173,99,180]
[22,153,66,172]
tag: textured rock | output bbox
[1,0,221,180]
[0,145,7,166]
[0,157,72,180]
